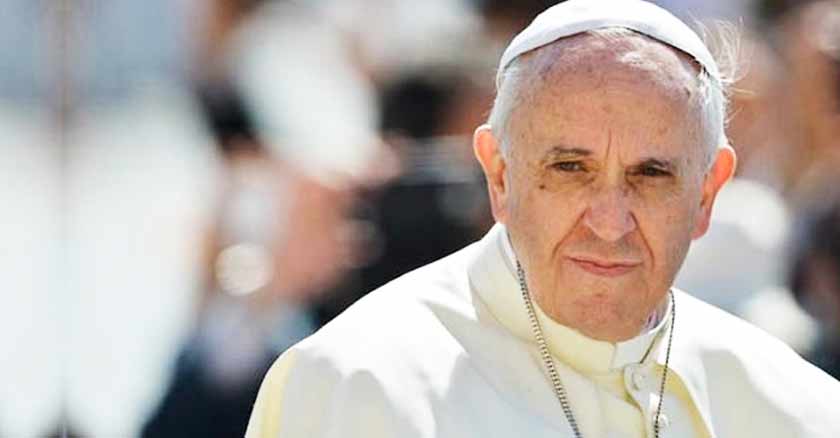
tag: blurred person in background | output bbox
[725,30,794,188]
[317,68,496,323]
[772,0,840,368]
[142,0,391,436]
[790,195,840,379]
[778,0,840,203]
[65,0,388,436]
[142,112,358,438]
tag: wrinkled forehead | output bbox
[513,31,702,100]
[505,34,710,164]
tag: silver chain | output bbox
[515,261,675,438]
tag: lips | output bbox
[567,256,641,277]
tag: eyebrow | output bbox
[542,146,592,161]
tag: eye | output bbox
[637,165,671,177]
[551,161,585,172]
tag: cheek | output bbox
[634,185,700,271]
[530,181,588,225]
[508,182,587,255]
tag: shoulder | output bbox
[676,290,817,367]
[292,241,481,374]
[247,245,482,437]
[675,290,840,427]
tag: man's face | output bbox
[477,35,733,342]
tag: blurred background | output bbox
[2,0,840,436]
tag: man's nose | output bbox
[582,186,637,242]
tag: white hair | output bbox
[488,25,739,169]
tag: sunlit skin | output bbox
[475,34,736,342]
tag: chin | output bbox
[552,283,654,338]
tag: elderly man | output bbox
[245,1,840,437]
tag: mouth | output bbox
[566,256,641,277]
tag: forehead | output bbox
[506,33,706,159]
[521,32,701,90]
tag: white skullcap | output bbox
[497,0,721,89]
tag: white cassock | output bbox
[246,224,840,437]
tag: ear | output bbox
[473,124,510,224]
[691,145,737,239]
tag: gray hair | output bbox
[488,25,738,169]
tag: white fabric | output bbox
[497,0,721,89]
[246,224,840,438]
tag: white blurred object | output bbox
[230,2,383,188]
[741,286,820,354]
[712,178,790,252]
[676,178,818,352]
[316,0,480,77]
[65,83,221,437]
[676,179,790,314]
[0,105,61,437]
[215,243,274,296]
[214,163,289,297]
